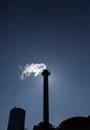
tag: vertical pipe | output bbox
[42,69,50,126]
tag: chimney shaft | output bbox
[42,69,50,126]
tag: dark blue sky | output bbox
[0,0,90,130]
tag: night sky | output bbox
[0,0,90,130]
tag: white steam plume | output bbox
[20,63,46,80]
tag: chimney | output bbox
[41,69,50,127]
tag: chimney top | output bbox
[41,69,51,76]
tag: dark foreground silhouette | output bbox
[7,107,90,130]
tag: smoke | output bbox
[20,63,46,80]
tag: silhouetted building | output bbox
[7,107,25,130]
[33,122,55,130]
[57,116,90,130]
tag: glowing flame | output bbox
[20,63,46,80]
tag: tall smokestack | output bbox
[41,69,50,126]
